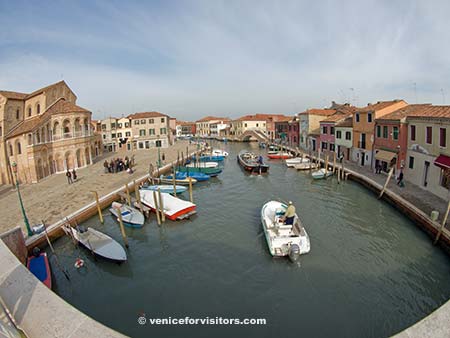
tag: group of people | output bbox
[66,169,77,184]
[103,156,134,174]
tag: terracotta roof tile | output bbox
[376,104,431,121]
[405,105,450,119]
[321,112,351,123]
[196,116,228,122]
[335,116,353,128]
[357,100,407,112]
[0,90,28,100]
[299,108,337,116]
[128,111,167,119]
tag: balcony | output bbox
[358,141,366,149]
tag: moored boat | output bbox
[167,171,210,182]
[192,155,225,162]
[64,225,127,262]
[285,157,310,167]
[237,150,269,173]
[27,249,52,289]
[152,176,197,185]
[178,165,222,176]
[294,162,319,170]
[186,161,219,169]
[140,184,187,195]
[109,202,145,228]
[139,190,197,220]
[267,152,293,159]
[267,145,280,154]
[211,149,229,157]
[261,201,310,261]
[311,168,333,179]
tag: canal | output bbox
[49,141,450,338]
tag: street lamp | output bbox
[11,162,33,236]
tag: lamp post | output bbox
[11,162,33,236]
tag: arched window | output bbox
[16,109,19,119]
[36,131,41,144]
[17,142,21,155]
[9,143,13,156]
[28,106,32,117]
[28,134,32,145]
[37,104,40,115]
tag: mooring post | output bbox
[341,160,345,180]
[134,180,145,218]
[188,177,193,203]
[172,166,177,195]
[434,200,450,244]
[92,191,104,224]
[153,190,161,225]
[325,155,329,175]
[115,206,129,248]
[125,183,131,206]
[158,188,165,222]
[378,167,395,199]
[333,151,337,174]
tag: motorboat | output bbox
[311,168,333,179]
[261,201,310,262]
[109,202,145,228]
[140,184,187,195]
[27,249,52,288]
[285,157,310,167]
[139,190,197,220]
[267,152,293,159]
[237,150,269,174]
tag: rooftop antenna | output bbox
[349,88,355,105]
[441,88,446,105]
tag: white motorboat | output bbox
[294,162,318,170]
[311,168,333,179]
[63,225,127,262]
[140,184,187,195]
[211,149,229,157]
[285,157,310,167]
[139,189,196,220]
[261,201,310,262]
[109,202,145,228]
[186,161,219,168]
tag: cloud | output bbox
[1,0,450,119]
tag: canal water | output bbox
[49,142,450,338]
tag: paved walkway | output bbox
[0,141,197,235]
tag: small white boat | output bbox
[211,149,229,157]
[285,157,310,167]
[152,176,197,185]
[63,225,127,262]
[294,162,318,170]
[109,202,145,228]
[186,161,219,168]
[140,184,187,195]
[261,201,310,262]
[139,190,196,220]
[311,168,333,179]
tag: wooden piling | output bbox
[434,200,450,244]
[115,206,129,248]
[341,160,345,180]
[92,191,104,224]
[333,152,336,174]
[188,177,193,203]
[325,155,329,175]
[172,166,177,195]
[158,188,165,222]
[134,180,145,218]
[153,190,161,225]
[378,167,394,199]
[125,183,131,206]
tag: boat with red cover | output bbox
[139,190,197,220]
[27,249,52,289]
[267,152,293,159]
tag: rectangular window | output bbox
[160,128,166,135]
[322,142,327,150]
[440,128,446,147]
[117,133,122,138]
[139,129,146,136]
[161,118,165,123]
[101,124,106,130]
[393,126,399,140]
[345,131,351,140]
[149,129,155,135]
[383,126,388,138]
[141,119,146,124]
[330,127,335,134]
[125,123,129,127]
[441,169,450,189]
[149,119,154,124]
[134,120,139,125]
[125,132,131,137]
[330,144,335,151]
[426,126,432,144]
[356,113,360,122]
[409,156,414,169]
[368,113,372,123]
[322,126,327,134]
[410,125,416,141]
[336,131,342,139]
[111,133,116,138]
[111,123,116,129]
[118,123,122,128]
[376,125,381,138]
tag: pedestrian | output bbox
[72,168,77,181]
[397,168,404,187]
[162,152,165,163]
[66,169,73,184]
[103,160,109,173]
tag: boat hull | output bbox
[178,166,222,176]
[237,151,269,173]
[139,190,197,220]
[27,252,52,289]
[312,168,333,179]
[192,155,224,162]
[109,202,145,228]
[268,153,293,159]
[167,171,210,181]
[140,185,187,195]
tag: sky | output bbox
[1,0,450,121]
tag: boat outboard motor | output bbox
[288,244,300,262]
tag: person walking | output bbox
[397,168,404,187]
[72,168,77,181]
[66,169,73,184]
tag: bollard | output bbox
[158,188,165,222]
[125,183,131,206]
[115,206,129,248]
[92,191,104,224]
[153,190,161,225]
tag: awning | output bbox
[375,150,396,163]
[434,154,450,169]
